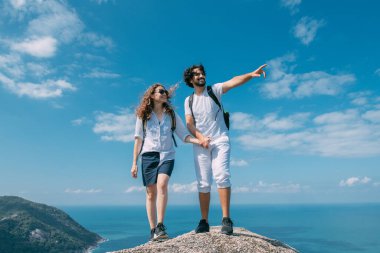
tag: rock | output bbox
[112,226,298,253]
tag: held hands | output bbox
[199,136,211,149]
[251,64,267,78]
[131,164,138,178]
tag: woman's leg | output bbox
[156,173,170,224]
[146,184,157,229]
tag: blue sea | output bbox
[61,204,380,253]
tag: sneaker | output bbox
[195,219,210,233]
[221,217,233,235]
[150,228,155,241]
[154,223,169,240]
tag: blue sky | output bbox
[1,0,380,206]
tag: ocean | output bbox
[61,204,380,253]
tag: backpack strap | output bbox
[206,86,230,130]
[139,117,147,155]
[207,86,222,109]
[188,87,229,130]
[189,92,196,127]
[168,110,178,147]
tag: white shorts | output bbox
[193,135,231,193]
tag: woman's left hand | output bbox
[131,164,138,178]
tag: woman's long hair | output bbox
[136,83,178,120]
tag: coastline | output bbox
[87,238,108,253]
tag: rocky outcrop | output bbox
[112,226,298,253]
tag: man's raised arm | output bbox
[222,64,267,94]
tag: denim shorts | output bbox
[141,151,175,186]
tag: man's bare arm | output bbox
[222,64,267,94]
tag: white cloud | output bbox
[233,186,250,193]
[231,111,309,132]
[313,109,358,124]
[375,68,380,76]
[93,108,136,143]
[1,77,76,99]
[10,0,26,9]
[83,70,121,79]
[232,112,309,131]
[1,0,116,102]
[339,177,371,187]
[281,0,302,14]
[351,97,368,106]
[26,1,84,44]
[65,188,103,194]
[20,80,76,99]
[11,36,57,58]
[0,73,15,87]
[232,181,303,193]
[293,17,325,45]
[169,181,198,193]
[234,108,380,157]
[295,71,354,98]
[80,32,114,51]
[231,112,257,130]
[254,181,302,193]
[125,186,145,193]
[348,91,376,106]
[262,112,309,130]
[231,158,248,167]
[260,54,355,99]
[26,62,51,77]
[362,110,380,123]
[92,0,113,4]
[71,117,89,126]
[0,54,24,78]
[125,182,199,194]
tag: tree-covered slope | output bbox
[0,196,103,253]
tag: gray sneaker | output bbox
[150,228,155,241]
[221,217,233,235]
[154,223,169,240]
[195,219,210,233]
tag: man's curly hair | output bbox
[183,64,206,88]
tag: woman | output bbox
[131,83,199,241]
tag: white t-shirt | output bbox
[184,83,229,140]
[134,111,190,162]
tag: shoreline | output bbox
[87,238,108,253]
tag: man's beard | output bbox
[194,79,206,87]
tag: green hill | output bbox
[0,196,103,253]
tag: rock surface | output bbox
[112,226,298,253]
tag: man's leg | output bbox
[193,145,212,233]
[212,136,233,235]
[199,192,210,222]
[218,187,230,218]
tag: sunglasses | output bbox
[155,89,168,95]
[192,72,205,77]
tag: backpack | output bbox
[139,110,177,155]
[188,85,230,130]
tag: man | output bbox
[183,64,267,235]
